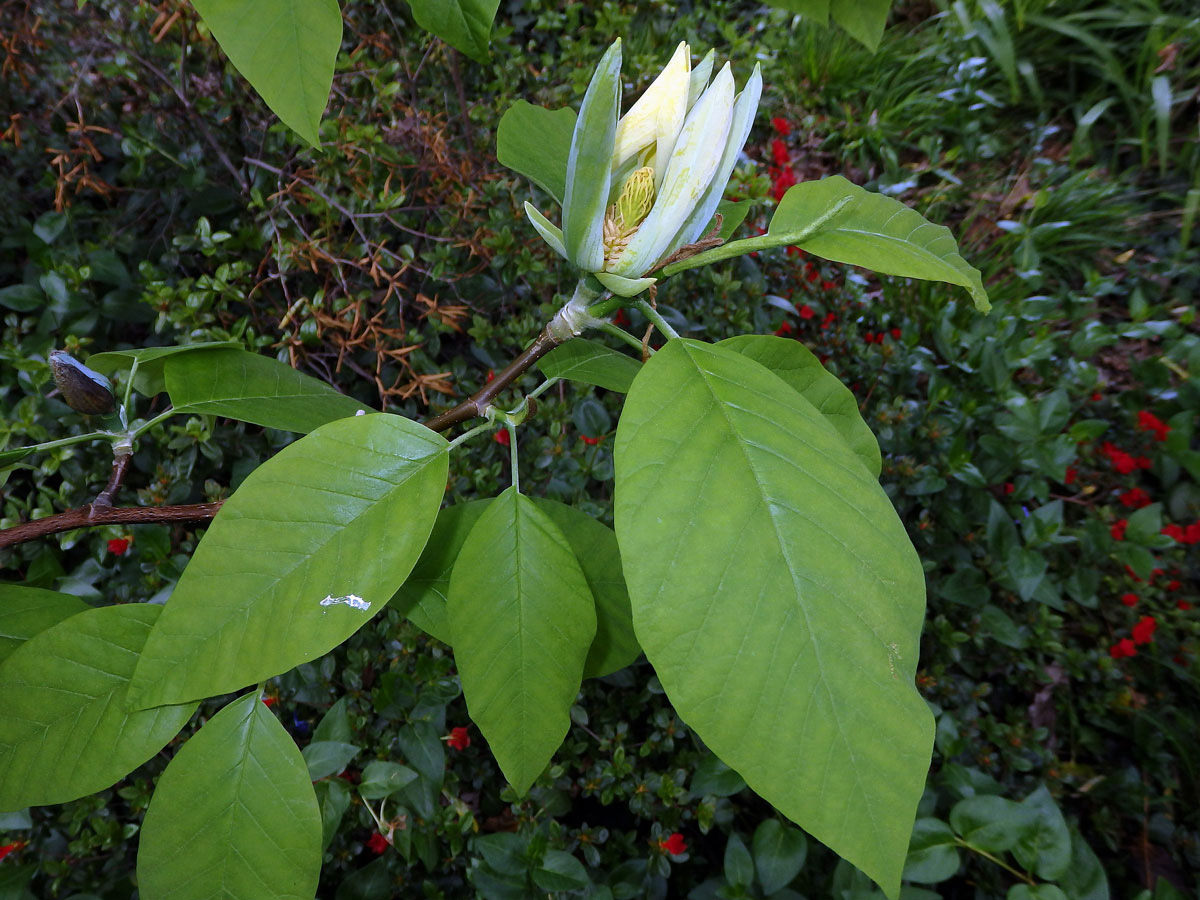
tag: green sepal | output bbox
[594,272,656,298]
[523,202,567,259]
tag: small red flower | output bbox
[1137,410,1170,442]
[1177,600,1192,611]
[262,695,277,707]
[581,435,602,446]
[1003,482,1015,495]
[366,831,390,854]
[1186,522,1200,544]
[863,332,876,345]
[494,429,510,447]
[659,832,687,855]
[1167,580,1182,592]
[1121,593,1139,607]
[0,841,27,862]
[797,304,815,320]
[822,280,836,292]
[1101,442,1139,475]
[1112,643,1133,659]
[613,308,629,327]
[1111,519,1128,541]
[770,117,792,136]
[1163,524,1185,541]
[806,266,820,283]
[1091,392,1103,402]
[107,536,131,556]
[890,328,901,340]
[1064,467,1077,485]
[774,321,795,337]
[1132,615,1157,645]
[770,167,797,201]
[1119,488,1151,509]
[446,726,471,751]
[770,138,790,167]
[485,369,495,383]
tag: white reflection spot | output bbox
[320,593,370,612]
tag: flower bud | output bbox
[49,350,116,416]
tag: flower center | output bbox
[603,166,655,267]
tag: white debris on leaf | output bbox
[320,593,370,611]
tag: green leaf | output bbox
[614,339,932,899]
[534,499,639,679]
[1124,503,1163,545]
[302,740,360,780]
[831,0,891,51]
[189,0,342,145]
[950,794,1039,853]
[86,341,243,398]
[902,818,961,884]
[137,692,321,900]
[315,779,351,851]
[448,488,597,795]
[0,584,88,665]
[165,348,371,433]
[359,760,418,799]
[716,198,753,239]
[753,819,808,894]
[389,499,492,643]
[0,446,33,468]
[1008,886,1068,900]
[407,0,500,64]
[335,857,391,900]
[772,177,988,311]
[128,414,447,709]
[690,754,747,798]
[764,0,829,25]
[1058,826,1109,900]
[537,339,642,394]
[496,101,576,205]
[0,604,197,810]
[1013,785,1072,881]
[0,284,43,312]
[725,833,754,887]
[719,335,881,477]
[533,850,590,891]
[313,696,353,743]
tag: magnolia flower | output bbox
[525,39,762,298]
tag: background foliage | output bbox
[1,0,1198,898]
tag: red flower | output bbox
[0,841,27,862]
[775,321,795,337]
[1110,519,1128,541]
[1064,467,1077,485]
[1121,593,1139,607]
[262,695,277,707]
[494,429,510,447]
[1137,410,1170,442]
[822,281,836,292]
[797,304,815,320]
[107,536,131,556]
[1100,442,1138,475]
[863,332,876,345]
[613,308,629,327]
[1178,600,1192,611]
[366,831,390,854]
[1167,580,1182,592]
[806,265,820,283]
[485,369,495,383]
[1132,615,1157,645]
[771,138,790,167]
[659,832,687,855]
[1119,488,1151,509]
[1003,482,1015,495]
[581,435,602,446]
[1110,638,1137,659]
[770,167,797,201]
[1091,392,1102,402]
[1163,523,1185,541]
[770,117,792,136]
[1187,522,1200,544]
[446,726,471,751]
[890,328,901,340]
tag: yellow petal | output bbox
[612,42,691,170]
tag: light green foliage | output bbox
[408,0,501,64]
[614,339,933,898]
[448,488,596,796]
[496,102,577,204]
[86,341,242,398]
[164,347,371,432]
[127,414,448,709]
[189,0,342,145]
[0,604,197,810]
[537,339,642,393]
[764,0,892,50]
[0,584,88,665]
[137,692,321,900]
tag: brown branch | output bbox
[92,451,131,508]
[0,504,224,549]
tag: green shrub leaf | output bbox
[128,414,447,709]
[719,334,881,477]
[86,341,242,398]
[137,692,321,899]
[614,339,932,899]
[189,0,342,146]
[408,0,500,64]
[0,584,88,665]
[448,488,596,795]
[950,794,1039,853]
[0,604,197,810]
[1013,785,1072,880]
[537,339,642,393]
[165,348,371,433]
[903,818,961,884]
[753,819,808,894]
[302,740,360,781]
[359,760,419,799]
[496,101,576,204]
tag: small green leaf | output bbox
[764,0,829,25]
[137,692,321,899]
[0,284,43,312]
[1057,826,1110,900]
[533,850,590,891]
[753,819,808,894]
[390,499,492,643]
[716,198,753,239]
[1013,785,1072,881]
[725,833,754,887]
[315,779,351,851]
[165,348,371,433]
[359,760,418,799]
[86,341,242,398]
[719,335,881,477]
[496,101,576,204]
[690,754,747,798]
[128,414,447,709]
[950,794,1039,853]
[0,584,88,665]
[831,0,891,51]
[0,604,197,810]
[302,740,360,781]
[534,499,639,678]
[538,340,642,394]
[903,818,961,884]
[1008,886,1068,900]
[408,0,500,64]
[448,488,597,795]
[312,696,353,743]
[189,0,342,145]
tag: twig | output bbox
[92,451,131,508]
[0,504,224,549]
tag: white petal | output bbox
[687,50,716,110]
[612,42,691,170]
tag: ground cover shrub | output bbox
[1,1,1197,898]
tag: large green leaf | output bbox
[0,584,88,665]
[537,339,642,394]
[496,101,576,205]
[534,499,639,678]
[127,414,448,710]
[164,347,371,433]
[86,341,242,398]
[389,499,492,643]
[408,0,501,64]
[447,488,596,795]
[137,692,321,900]
[614,339,932,899]
[189,0,342,146]
[0,604,197,810]
[719,335,881,477]
[831,0,891,50]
